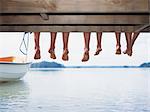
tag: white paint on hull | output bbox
[0,62,30,81]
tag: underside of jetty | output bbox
[0,0,150,32]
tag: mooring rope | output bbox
[19,32,31,62]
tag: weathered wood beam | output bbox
[0,0,149,32]
[0,25,144,32]
[0,0,149,13]
[0,15,148,25]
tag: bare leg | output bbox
[82,32,91,62]
[49,32,57,59]
[131,32,140,48]
[84,32,91,51]
[115,32,121,55]
[94,32,102,56]
[62,32,70,61]
[34,32,40,50]
[124,32,140,55]
[34,32,41,59]
[124,32,132,56]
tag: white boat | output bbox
[0,62,30,81]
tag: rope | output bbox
[19,32,31,62]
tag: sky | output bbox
[0,32,149,66]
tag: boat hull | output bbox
[0,62,30,81]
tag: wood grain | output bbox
[0,15,148,25]
[0,25,140,32]
[0,0,149,13]
[0,0,149,32]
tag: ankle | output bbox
[84,48,89,52]
[116,44,121,47]
[35,46,40,50]
[97,45,101,49]
[35,48,40,51]
[49,48,55,53]
[63,49,69,52]
[116,45,121,50]
[97,47,102,50]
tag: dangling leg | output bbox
[115,32,121,55]
[94,32,102,56]
[62,32,70,61]
[49,32,57,59]
[82,32,91,62]
[131,32,140,48]
[123,32,140,56]
[124,32,132,56]
[34,32,41,59]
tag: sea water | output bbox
[0,68,149,112]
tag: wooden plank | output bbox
[0,15,148,25]
[0,25,146,32]
[0,0,149,13]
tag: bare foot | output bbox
[126,50,132,56]
[82,51,89,62]
[115,45,121,55]
[123,49,127,54]
[48,49,56,59]
[123,49,132,56]
[62,49,69,61]
[34,49,41,59]
[94,47,102,56]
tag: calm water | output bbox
[0,68,149,112]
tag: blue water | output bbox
[0,68,149,112]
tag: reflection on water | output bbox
[0,81,29,112]
[0,68,149,112]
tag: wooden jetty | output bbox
[0,0,149,32]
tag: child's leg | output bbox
[115,32,121,54]
[34,32,41,59]
[125,32,132,56]
[95,32,102,55]
[49,32,57,59]
[50,32,57,51]
[63,32,69,51]
[83,32,91,51]
[62,32,70,61]
[82,32,91,62]
[131,32,140,48]
[34,32,40,50]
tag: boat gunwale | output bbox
[0,62,31,65]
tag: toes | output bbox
[127,50,132,57]
[34,49,41,59]
[82,51,89,62]
[49,50,56,59]
[94,48,102,56]
[62,50,69,61]
[123,50,127,54]
[50,53,56,59]
[115,49,121,55]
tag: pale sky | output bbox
[0,32,149,66]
